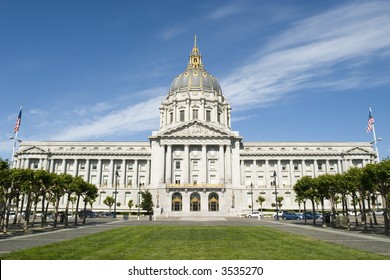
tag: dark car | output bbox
[78,210,98,219]
[303,212,322,219]
[281,211,302,220]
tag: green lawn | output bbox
[1,226,388,260]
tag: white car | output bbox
[245,211,263,218]
[348,210,361,216]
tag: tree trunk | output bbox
[74,195,81,226]
[311,199,316,225]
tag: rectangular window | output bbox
[127,177,133,186]
[102,176,108,186]
[193,109,198,119]
[91,163,98,170]
[209,160,216,170]
[170,112,173,123]
[206,110,211,122]
[128,162,134,171]
[180,110,185,121]
[294,164,299,171]
[192,160,198,170]
[80,162,85,170]
[175,161,181,170]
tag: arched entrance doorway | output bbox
[208,192,219,212]
[171,192,182,211]
[190,192,201,211]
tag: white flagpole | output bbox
[11,105,22,168]
[369,106,380,163]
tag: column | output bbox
[183,145,189,184]
[219,145,225,183]
[289,160,294,188]
[145,159,150,185]
[134,159,139,187]
[200,145,207,184]
[96,159,102,187]
[85,159,90,182]
[49,159,55,173]
[264,159,269,187]
[62,159,66,174]
[313,159,318,178]
[121,159,126,187]
[252,160,257,186]
[225,144,232,183]
[240,160,245,185]
[277,160,281,187]
[302,160,306,177]
[337,160,342,174]
[73,159,78,177]
[166,145,172,184]
[325,160,330,174]
[38,158,43,170]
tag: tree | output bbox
[276,196,284,212]
[344,167,363,227]
[362,160,390,235]
[294,176,317,225]
[140,190,154,214]
[256,196,265,214]
[103,196,115,213]
[128,199,134,215]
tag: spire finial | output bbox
[188,35,203,69]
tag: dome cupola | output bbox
[159,36,231,130]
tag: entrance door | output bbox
[208,193,219,211]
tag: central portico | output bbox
[149,37,242,215]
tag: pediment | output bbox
[344,146,371,155]
[18,146,48,155]
[157,121,235,138]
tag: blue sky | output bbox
[1,0,389,161]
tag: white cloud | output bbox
[221,1,390,110]
[207,1,245,20]
[52,96,164,140]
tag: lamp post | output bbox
[273,171,279,220]
[113,169,119,218]
[250,183,254,214]
[138,183,141,221]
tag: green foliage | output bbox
[140,190,154,214]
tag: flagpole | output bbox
[10,105,22,168]
[369,105,380,163]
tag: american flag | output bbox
[13,108,22,133]
[366,107,374,133]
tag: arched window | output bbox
[172,193,182,211]
[190,192,201,211]
[208,193,219,211]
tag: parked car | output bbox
[303,212,322,219]
[272,211,284,219]
[98,212,113,218]
[373,209,384,216]
[348,210,361,216]
[245,211,263,218]
[78,210,98,219]
[281,211,302,220]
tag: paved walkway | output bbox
[1,217,389,257]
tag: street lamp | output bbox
[113,169,119,218]
[138,183,142,221]
[273,171,279,220]
[250,183,254,214]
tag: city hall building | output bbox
[13,39,376,216]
